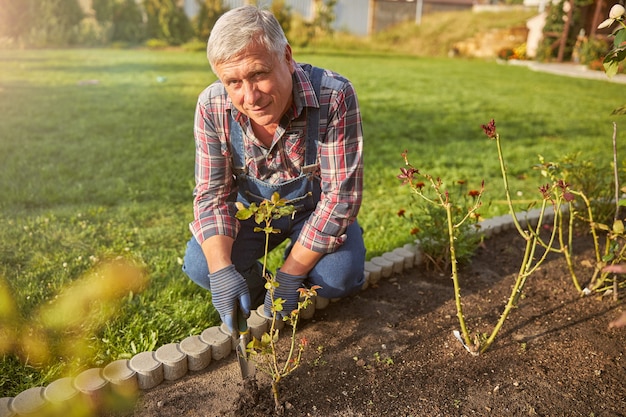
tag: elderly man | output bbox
[182,5,365,332]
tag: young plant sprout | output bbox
[235,192,319,414]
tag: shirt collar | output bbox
[291,63,320,119]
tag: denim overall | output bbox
[183,66,366,308]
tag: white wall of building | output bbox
[185,0,370,36]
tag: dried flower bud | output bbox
[481,119,497,139]
[610,4,625,19]
[598,4,625,28]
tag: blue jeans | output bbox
[182,212,366,308]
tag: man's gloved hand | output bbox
[264,269,306,319]
[209,264,251,333]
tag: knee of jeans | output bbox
[312,264,365,299]
[182,261,211,290]
[182,241,210,290]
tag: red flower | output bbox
[397,167,418,185]
[468,190,481,197]
[556,179,570,190]
[397,209,406,217]
[410,227,420,235]
[481,119,497,139]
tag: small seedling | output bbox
[235,192,319,414]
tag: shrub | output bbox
[144,38,169,50]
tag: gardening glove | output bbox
[264,269,307,319]
[208,264,251,333]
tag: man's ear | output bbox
[284,44,295,73]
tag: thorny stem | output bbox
[445,202,471,348]
[405,167,481,351]
[481,199,557,353]
[481,234,534,353]
[612,122,620,226]
[599,122,622,297]
[271,381,282,414]
[494,133,529,239]
[514,201,558,296]
[480,132,568,354]
[281,305,306,375]
[556,200,583,293]
[261,214,283,381]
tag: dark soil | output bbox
[131,229,626,417]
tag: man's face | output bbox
[215,43,295,128]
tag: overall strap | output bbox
[229,111,246,175]
[305,66,323,167]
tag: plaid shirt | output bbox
[189,63,363,253]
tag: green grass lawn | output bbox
[1,47,625,396]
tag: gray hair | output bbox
[207,6,289,73]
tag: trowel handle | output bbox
[232,300,248,335]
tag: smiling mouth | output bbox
[248,103,270,113]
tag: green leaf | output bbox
[613,220,624,234]
[604,59,619,78]
[235,207,254,220]
[615,28,626,48]
[273,298,284,311]
[602,253,615,262]
[261,333,273,345]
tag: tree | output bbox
[112,0,145,43]
[270,0,293,38]
[0,0,37,43]
[194,0,229,42]
[0,0,83,46]
[93,0,114,23]
[143,0,193,45]
[313,0,336,35]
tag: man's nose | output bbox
[243,81,260,106]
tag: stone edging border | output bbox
[0,207,555,417]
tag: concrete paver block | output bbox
[370,256,393,278]
[10,387,47,416]
[382,251,404,274]
[179,335,212,371]
[200,326,231,360]
[0,397,15,417]
[129,352,164,390]
[393,247,415,270]
[103,359,138,394]
[364,261,382,286]
[155,343,188,381]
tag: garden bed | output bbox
[131,228,626,417]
